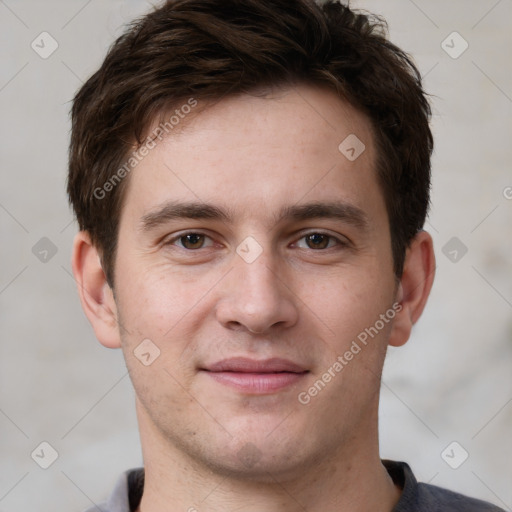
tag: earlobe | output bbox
[388,230,436,347]
[71,231,122,349]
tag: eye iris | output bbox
[182,233,204,249]
[306,233,329,249]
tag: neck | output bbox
[135,403,401,512]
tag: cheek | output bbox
[118,253,203,338]
[116,273,201,402]
[301,264,394,341]
[114,254,223,364]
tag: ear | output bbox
[71,231,122,349]
[388,230,436,347]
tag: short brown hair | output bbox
[67,0,433,287]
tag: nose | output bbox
[215,247,299,334]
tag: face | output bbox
[112,84,399,480]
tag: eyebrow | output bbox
[139,200,369,232]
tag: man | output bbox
[67,0,504,511]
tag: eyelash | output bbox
[164,231,349,251]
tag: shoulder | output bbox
[81,467,144,512]
[383,460,506,512]
[415,482,506,512]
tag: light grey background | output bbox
[1,1,511,511]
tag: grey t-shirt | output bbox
[84,460,505,512]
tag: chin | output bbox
[194,428,321,483]
[202,448,311,483]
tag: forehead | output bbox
[119,84,384,230]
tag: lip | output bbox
[205,357,307,373]
[201,357,309,394]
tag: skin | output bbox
[72,83,435,511]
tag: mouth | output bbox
[200,357,309,394]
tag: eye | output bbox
[167,232,214,250]
[295,232,346,250]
